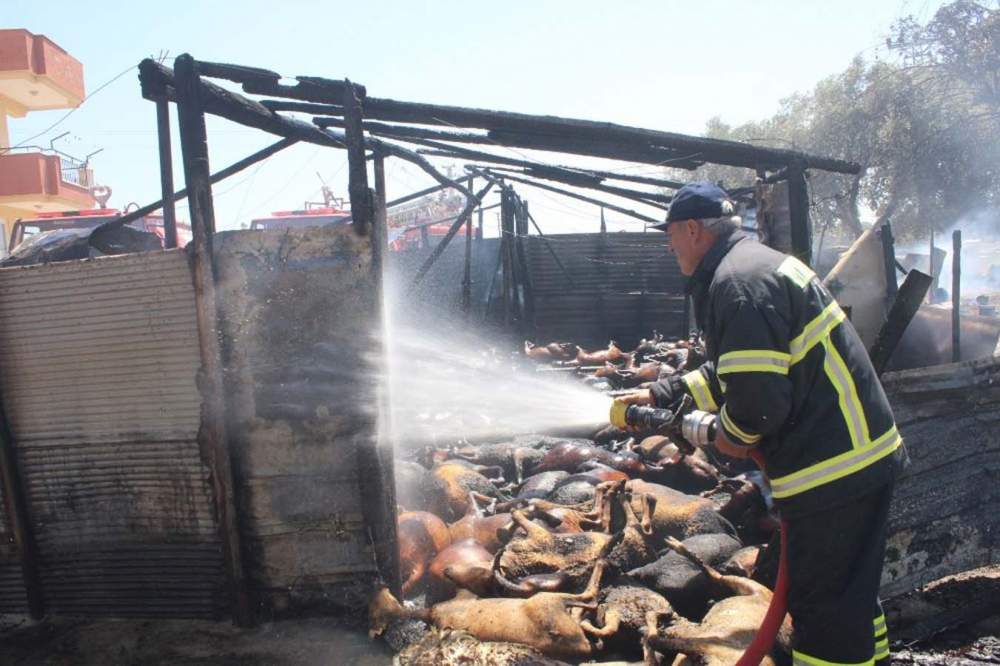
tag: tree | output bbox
[674,1,1000,243]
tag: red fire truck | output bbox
[8,208,193,254]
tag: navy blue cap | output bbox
[651,181,734,231]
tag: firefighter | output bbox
[617,181,906,665]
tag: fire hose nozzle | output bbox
[609,400,717,450]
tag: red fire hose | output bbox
[735,449,789,666]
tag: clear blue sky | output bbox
[6,0,945,234]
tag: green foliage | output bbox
[672,1,1000,242]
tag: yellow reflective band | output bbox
[822,336,869,449]
[717,349,791,375]
[720,405,762,445]
[771,426,902,498]
[790,300,847,364]
[873,615,887,636]
[792,650,874,666]
[874,645,890,660]
[875,638,888,650]
[777,256,816,289]
[682,370,719,413]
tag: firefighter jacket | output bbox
[652,232,907,518]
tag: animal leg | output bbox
[512,449,528,485]
[551,559,605,602]
[663,536,765,598]
[509,508,553,541]
[639,493,657,536]
[401,559,426,595]
[580,610,621,638]
[469,491,498,514]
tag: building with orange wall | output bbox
[0,29,96,254]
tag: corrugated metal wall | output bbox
[526,233,687,348]
[0,249,222,618]
[0,491,26,613]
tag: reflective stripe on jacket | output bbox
[663,232,907,517]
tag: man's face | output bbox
[665,219,701,276]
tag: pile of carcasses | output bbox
[372,334,788,666]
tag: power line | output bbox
[0,63,137,156]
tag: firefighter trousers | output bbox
[785,483,893,665]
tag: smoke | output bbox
[897,208,1000,299]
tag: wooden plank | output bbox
[481,170,660,224]
[787,159,811,266]
[343,80,372,235]
[868,269,933,376]
[174,54,251,626]
[155,99,178,249]
[953,230,962,362]
[881,357,1000,598]
[365,155,402,598]
[91,138,298,242]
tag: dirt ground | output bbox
[2,567,997,665]
[1,615,392,666]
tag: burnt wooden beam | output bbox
[242,76,365,105]
[486,166,672,208]
[477,169,660,225]
[343,81,373,235]
[488,129,703,170]
[416,143,686,189]
[91,138,298,242]
[261,100,344,115]
[139,59,477,217]
[155,99,178,249]
[174,54,252,627]
[197,61,281,85]
[953,230,962,362]
[0,389,43,618]
[350,96,859,173]
[314,116,494,146]
[868,269,933,377]
[410,180,495,287]
[787,159,811,266]
[462,175,474,316]
[365,155,402,598]
[142,58,860,173]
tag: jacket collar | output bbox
[684,231,746,296]
[683,231,746,329]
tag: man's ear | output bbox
[685,219,702,239]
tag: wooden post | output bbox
[880,222,898,305]
[476,206,484,240]
[0,396,43,618]
[343,80,374,235]
[928,229,935,303]
[462,176,474,316]
[367,154,402,598]
[953,230,962,363]
[515,199,536,340]
[174,54,251,626]
[867,269,933,376]
[787,159,812,266]
[500,190,513,327]
[156,99,178,248]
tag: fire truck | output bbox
[248,189,468,251]
[6,208,193,256]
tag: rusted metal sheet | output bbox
[0,249,222,618]
[526,233,686,347]
[881,356,1000,598]
[213,225,385,617]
